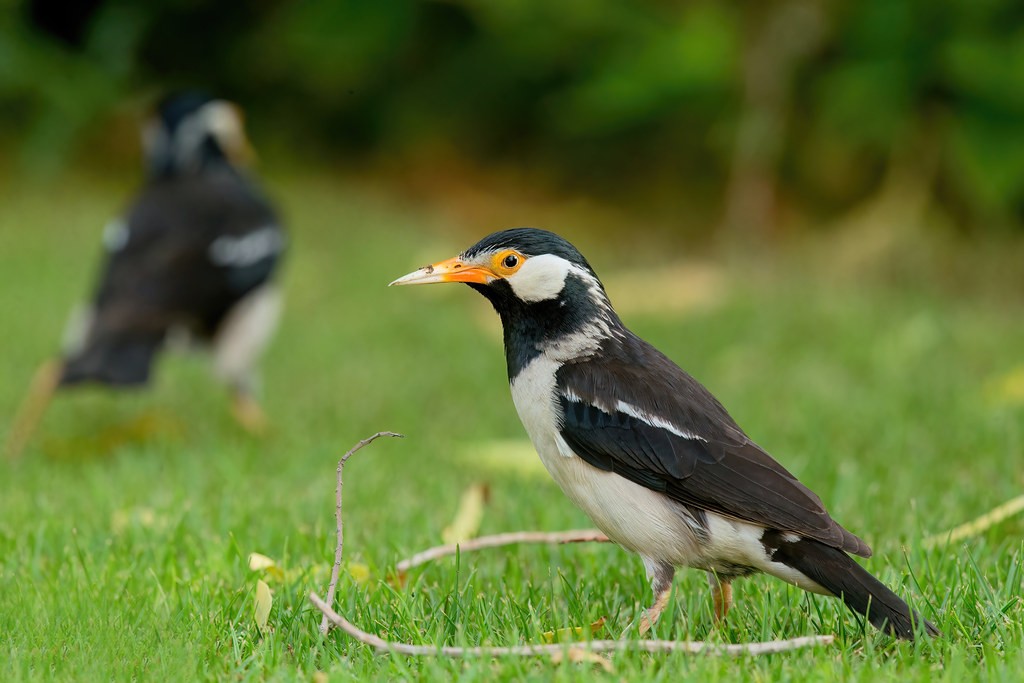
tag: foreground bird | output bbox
[5,93,285,457]
[392,228,938,639]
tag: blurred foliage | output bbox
[2,0,1024,232]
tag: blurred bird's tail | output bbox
[773,537,940,640]
[60,335,161,387]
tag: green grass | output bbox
[1,170,1023,681]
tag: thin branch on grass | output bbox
[311,433,837,661]
[392,529,610,584]
[318,431,404,636]
[923,494,1024,549]
[311,592,833,657]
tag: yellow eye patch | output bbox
[491,249,525,276]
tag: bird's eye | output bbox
[493,250,524,274]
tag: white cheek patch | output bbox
[172,101,242,170]
[202,101,241,138]
[506,253,571,302]
[201,101,245,152]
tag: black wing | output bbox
[556,334,870,557]
[61,169,284,386]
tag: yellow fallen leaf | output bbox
[551,647,614,672]
[254,579,273,632]
[347,562,372,585]
[441,483,489,545]
[460,440,548,479]
[248,553,277,571]
[985,366,1024,407]
[248,552,285,581]
[542,617,607,644]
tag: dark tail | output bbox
[60,334,161,387]
[773,537,940,640]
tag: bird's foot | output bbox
[636,608,661,636]
[232,394,268,435]
[634,585,673,636]
[632,558,675,637]
[709,575,733,624]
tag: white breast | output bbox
[212,284,282,389]
[507,353,829,590]
[509,355,704,566]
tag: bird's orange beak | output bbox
[389,256,495,286]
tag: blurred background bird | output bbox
[5,92,286,457]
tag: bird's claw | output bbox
[636,609,657,636]
[232,394,268,435]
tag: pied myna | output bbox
[392,228,939,639]
[6,92,285,456]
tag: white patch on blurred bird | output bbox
[209,226,285,267]
[102,219,129,252]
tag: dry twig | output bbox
[391,529,610,585]
[923,494,1024,549]
[311,592,833,657]
[310,432,837,661]
[318,431,404,636]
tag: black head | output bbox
[392,228,619,377]
[392,228,603,294]
[143,91,254,178]
[155,91,216,130]
[461,228,597,271]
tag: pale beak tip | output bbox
[389,269,429,287]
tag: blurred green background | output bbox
[5,0,1024,237]
[4,2,1024,680]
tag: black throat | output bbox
[468,273,615,381]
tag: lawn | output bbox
[1,169,1022,681]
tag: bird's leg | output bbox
[230,385,268,436]
[4,359,61,459]
[212,285,281,436]
[707,571,733,623]
[637,557,675,635]
[225,370,268,435]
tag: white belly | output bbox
[507,355,828,592]
[510,356,703,566]
[212,284,282,388]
